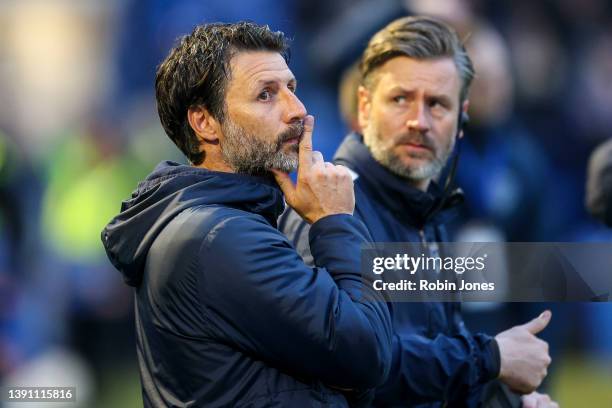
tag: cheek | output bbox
[433,119,457,148]
[231,107,277,136]
[371,108,403,141]
[251,119,274,136]
[253,105,287,136]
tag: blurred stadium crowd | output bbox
[0,0,610,406]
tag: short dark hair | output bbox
[360,16,474,103]
[155,22,289,165]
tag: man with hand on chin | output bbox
[102,22,392,407]
[281,16,558,407]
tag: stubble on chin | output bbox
[220,121,301,175]
[366,132,450,181]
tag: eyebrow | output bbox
[388,86,453,104]
[254,77,297,88]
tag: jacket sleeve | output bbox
[281,210,501,405]
[375,326,500,405]
[198,212,393,390]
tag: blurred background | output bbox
[0,0,610,406]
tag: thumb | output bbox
[522,310,552,335]
[271,169,295,202]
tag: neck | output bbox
[192,149,235,173]
[193,161,235,173]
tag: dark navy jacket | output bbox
[280,135,501,407]
[101,161,393,407]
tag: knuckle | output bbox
[337,166,351,179]
[342,175,353,185]
[315,170,328,182]
[311,165,323,175]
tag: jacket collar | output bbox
[102,161,285,287]
[334,133,462,228]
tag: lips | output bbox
[399,141,432,152]
[278,124,304,146]
[392,131,433,150]
[283,137,300,145]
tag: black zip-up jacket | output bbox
[280,134,501,407]
[102,161,393,407]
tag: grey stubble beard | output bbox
[364,125,453,182]
[220,119,302,175]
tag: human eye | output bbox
[257,89,271,101]
[287,82,297,93]
[392,95,406,104]
[429,98,449,110]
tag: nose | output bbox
[282,89,307,124]
[405,101,430,133]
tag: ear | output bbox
[187,105,221,144]
[459,99,470,139]
[357,85,372,132]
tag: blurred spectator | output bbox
[0,129,46,377]
[454,20,557,242]
[506,2,569,110]
[0,1,117,156]
[586,138,612,227]
[569,29,612,145]
[583,139,612,368]
[337,62,362,134]
[0,130,41,276]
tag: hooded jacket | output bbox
[102,161,393,407]
[280,135,501,407]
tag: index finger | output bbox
[298,115,314,173]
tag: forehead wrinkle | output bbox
[230,53,293,89]
[377,57,460,99]
[385,69,457,93]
